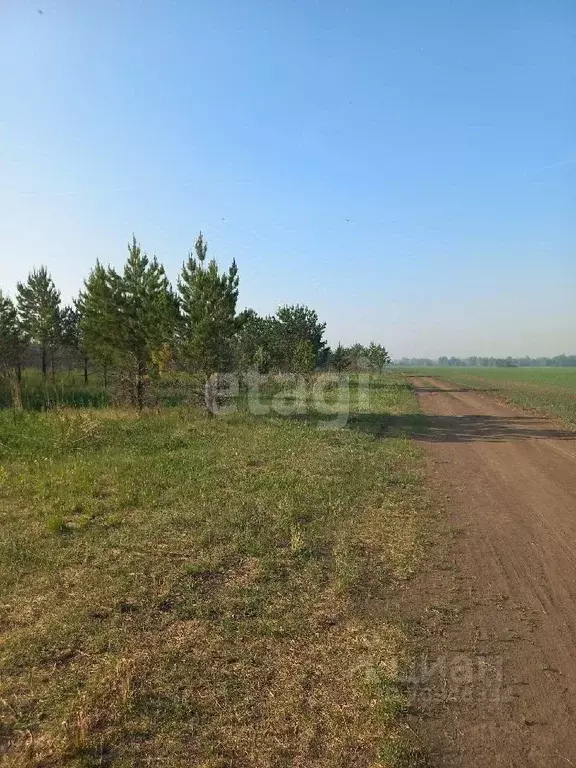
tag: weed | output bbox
[46,514,70,534]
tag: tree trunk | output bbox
[83,356,89,384]
[41,347,47,379]
[9,368,23,411]
[50,348,56,382]
[136,360,146,411]
[204,372,218,415]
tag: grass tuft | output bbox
[46,514,70,534]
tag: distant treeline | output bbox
[396,356,576,368]
[1,233,390,409]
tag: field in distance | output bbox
[404,367,576,426]
[0,372,431,768]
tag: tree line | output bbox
[397,355,576,368]
[1,234,390,409]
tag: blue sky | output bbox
[1,0,574,358]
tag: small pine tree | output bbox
[234,310,274,373]
[16,266,61,379]
[178,233,239,406]
[347,343,368,371]
[275,305,326,371]
[367,342,390,373]
[77,262,116,386]
[79,237,179,408]
[117,237,179,408]
[332,343,350,372]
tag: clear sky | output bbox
[1,0,574,358]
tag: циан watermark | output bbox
[352,652,505,710]
[402,653,505,707]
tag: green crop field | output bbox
[408,367,576,425]
[0,373,431,768]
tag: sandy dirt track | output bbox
[409,377,576,767]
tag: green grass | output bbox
[0,373,431,767]
[0,369,110,410]
[408,367,576,425]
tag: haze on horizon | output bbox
[1,1,574,360]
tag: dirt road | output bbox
[408,377,576,767]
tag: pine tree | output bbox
[178,233,239,406]
[79,238,178,408]
[346,343,370,371]
[332,343,350,372]
[16,266,61,378]
[275,305,326,371]
[235,310,274,373]
[367,342,390,373]
[0,290,27,408]
[77,262,117,383]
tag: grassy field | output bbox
[0,374,431,768]
[407,367,576,426]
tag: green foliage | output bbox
[2,232,394,411]
[0,368,108,411]
[235,311,287,373]
[0,291,27,408]
[79,237,179,408]
[235,309,271,372]
[332,343,351,372]
[59,305,81,352]
[328,343,390,373]
[118,236,179,360]
[77,262,116,374]
[275,304,326,369]
[16,266,61,377]
[292,338,316,375]
[178,232,239,377]
[0,290,26,373]
[346,342,370,370]
[60,304,92,383]
[235,305,327,373]
[367,342,391,372]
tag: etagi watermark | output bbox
[204,371,373,429]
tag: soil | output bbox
[406,376,576,767]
